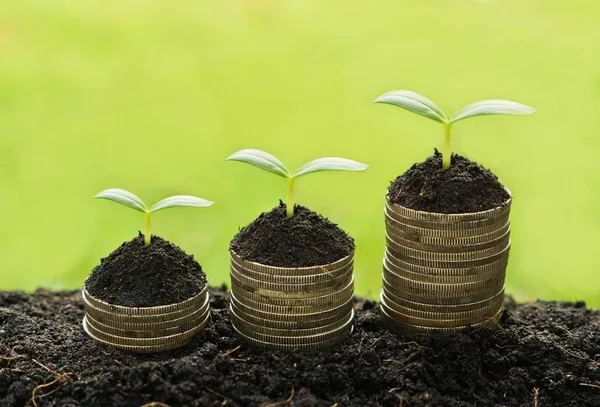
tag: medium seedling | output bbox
[374,90,536,168]
[95,188,214,245]
[226,149,368,217]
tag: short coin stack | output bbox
[82,284,211,353]
[381,195,511,336]
[229,250,355,350]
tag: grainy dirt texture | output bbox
[230,202,354,267]
[85,233,206,307]
[388,150,511,213]
[1,289,598,407]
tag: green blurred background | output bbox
[1,0,599,307]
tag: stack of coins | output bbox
[82,285,211,353]
[229,250,355,351]
[381,195,511,336]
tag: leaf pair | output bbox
[374,90,536,124]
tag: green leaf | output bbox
[374,90,447,124]
[449,99,537,123]
[95,189,148,213]
[226,149,291,178]
[150,195,214,213]
[293,157,369,178]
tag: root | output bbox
[30,372,73,407]
[554,344,590,361]
[113,360,132,370]
[205,387,232,402]
[261,387,294,407]
[139,403,172,407]
[221,345,241,357]
[580,382,600,389]
[532,387,539,407]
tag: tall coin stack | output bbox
[229,250,355,350]
[82,284,211,352]
[380,194,511,336]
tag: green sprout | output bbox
[95,188,214,246]
[226,149,369,218]
[374,90,536,169]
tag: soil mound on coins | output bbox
[230,202,354,267]
[388,150,511,213]
[1,289,598,407]
[85,233,206,307]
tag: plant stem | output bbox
[286,177,295,218]
[145,212,151,246]
[443,123,453,169]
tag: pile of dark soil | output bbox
[230,202,354,267]
[388,150,511,214]
[85,234,206,307]
[1,289,598,407]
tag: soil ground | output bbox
[0,289,598,407]
[388,151,511,214]
[230,202,354,267]
[85,234,206,307]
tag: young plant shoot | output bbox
[226,149,368,218]
[95,189,214,246]
[374,90,536,169]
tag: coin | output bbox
[380,292,501,328]
[230,263,353,292]
[230,290,353,319]
[383,258,505,283]
[233,312,354,345]
[230,305,353,337]
[384,194,511,222]
[232,324,351,351]
[386,221,511,246]
[230,276,354,307]
[230,250,354,276]
[382,271,505,297]
[385,202,510,230]
[384,250,508,276]
[386,233,511,261]
[84,292,210,329]
[82,285,208,315]
[385,214,510,238]
[231,256,353,284]
[379,303,501,336]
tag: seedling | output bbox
[226,149,368,217]
[95,188,214,246]
[374,90,536,169]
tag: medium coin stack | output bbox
[229,250,355,351]
[82,284,211,353]
[381,194,511,336]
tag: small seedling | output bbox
[226,149,368,217]
[374,90,536,168]
[95,188,214,246]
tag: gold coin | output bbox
[385,202,510,230]
[382,271,505,298]
[229,301,349,329]
[82,317,196,353]
[230,277,354,307]
[386,233,510,261]
[230,250,354,276]
[230,263,353,292]
[82,285,208,315]
[379,303,501,336]
[385,214,510,238]
[230,290,353,319]
[380,292,501,328]
[385,224,510,253]
[231,256,353,284]
[382,284,505,312]
[84,311,210,347]
[384,250,509,276]
[381,274,504,305]
[83,291,209,324]
[232,324,351,351]
[231,305,353,337]
[229,272,353,299]
[386,243,510,269]
[383,258,506,283]
[387,220,511,247]
[233,313,354,345]
[384,194,511,222]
